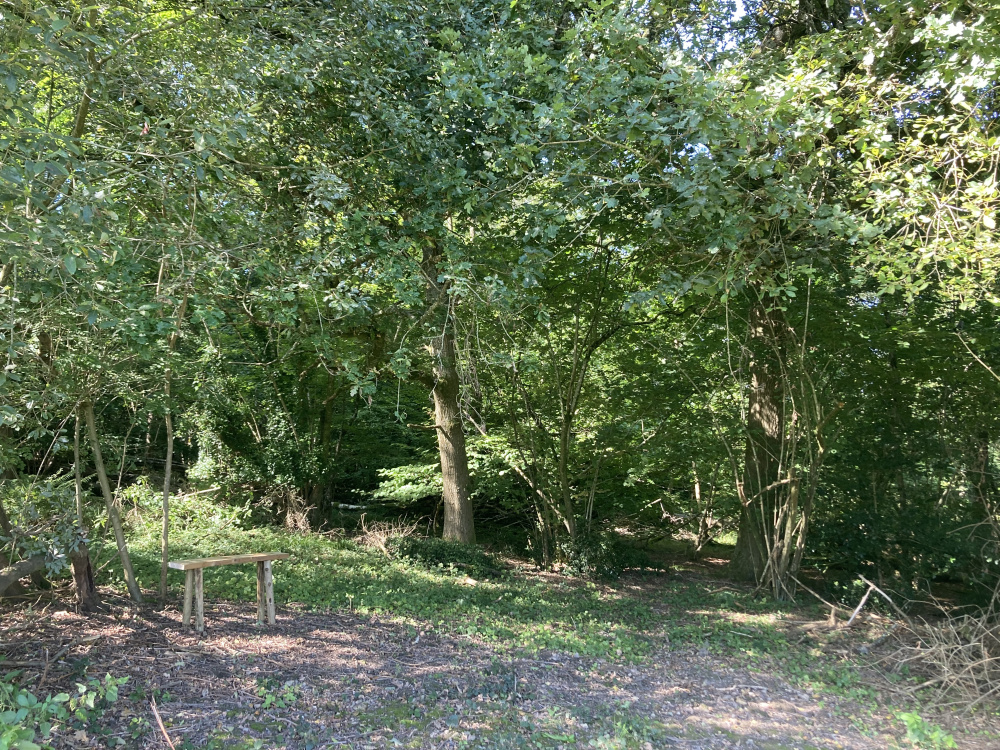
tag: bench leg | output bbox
[194,568,205,633]
[256,561,266,625]
[264,560,275,625]
[182,570,194,627]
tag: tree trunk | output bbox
[431,327,475,544]
[74,412,84,525]
[71,411,102,611]
[71,542,101,612]
[83,401,144,602]
[160,292,186,603]
[0,492,11,537]
[731,302,785,582]
[160,410,173,603]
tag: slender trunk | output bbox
[70,409,101,611]
[160,294,186,603]
[74,411,83,525]
[143,410,154,465]
[431,327,475,544]
[0,492,11,537]
[0,492,24,596]
[584,456,602,536]
[973,430,994,506]
[694,462,713,555]
[160,409,173,603]
[83,401,143,602]
[731,302,784,582]
[558,422,577,538]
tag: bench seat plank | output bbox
[169,552,289,571]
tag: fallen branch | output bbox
[843,582,875,628]
[50,634,101,663]
[0,556,46,597]
[857,576,916,630]
[789,575,852,619]
[855,623,901,654]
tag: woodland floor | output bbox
[3,563,999,750]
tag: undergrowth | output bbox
[93,494,657,659]
[386,536,504,578]
[85,490,983,743]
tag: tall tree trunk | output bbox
[731,302,785,582]
[83,401,143,603]
[431,327,475,544]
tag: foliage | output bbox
[898,712,957,750]
[1,0,999,612]
[386,535,504,578]
[0,671,127,750]
[557,532,655,581]
[0,475,84,576]
[117,476,250,531]
[371,463,443,506]
[254,678,299,711]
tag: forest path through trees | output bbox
[3,570,994,750]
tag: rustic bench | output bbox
[168,553,290,633]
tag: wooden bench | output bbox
[168,553,290,633]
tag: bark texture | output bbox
[431,328,475,544]
[71,542,102,612]
[160,409,173,602]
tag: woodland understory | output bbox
[3,0,1000,747]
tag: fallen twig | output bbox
[151,698,176,749]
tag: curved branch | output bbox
[0,556,46,597]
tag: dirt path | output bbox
[5,588,986,750]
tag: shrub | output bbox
[370,463,442,505]
[0,671,127,750]
[118,478,250,532]
[0,474,85,578]
[355,515,418,555]
[558,532,654,580]
[898,712,957,749]
[386,536,504,578]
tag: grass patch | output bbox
[88,494,901,723]
[94,509,657,660]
